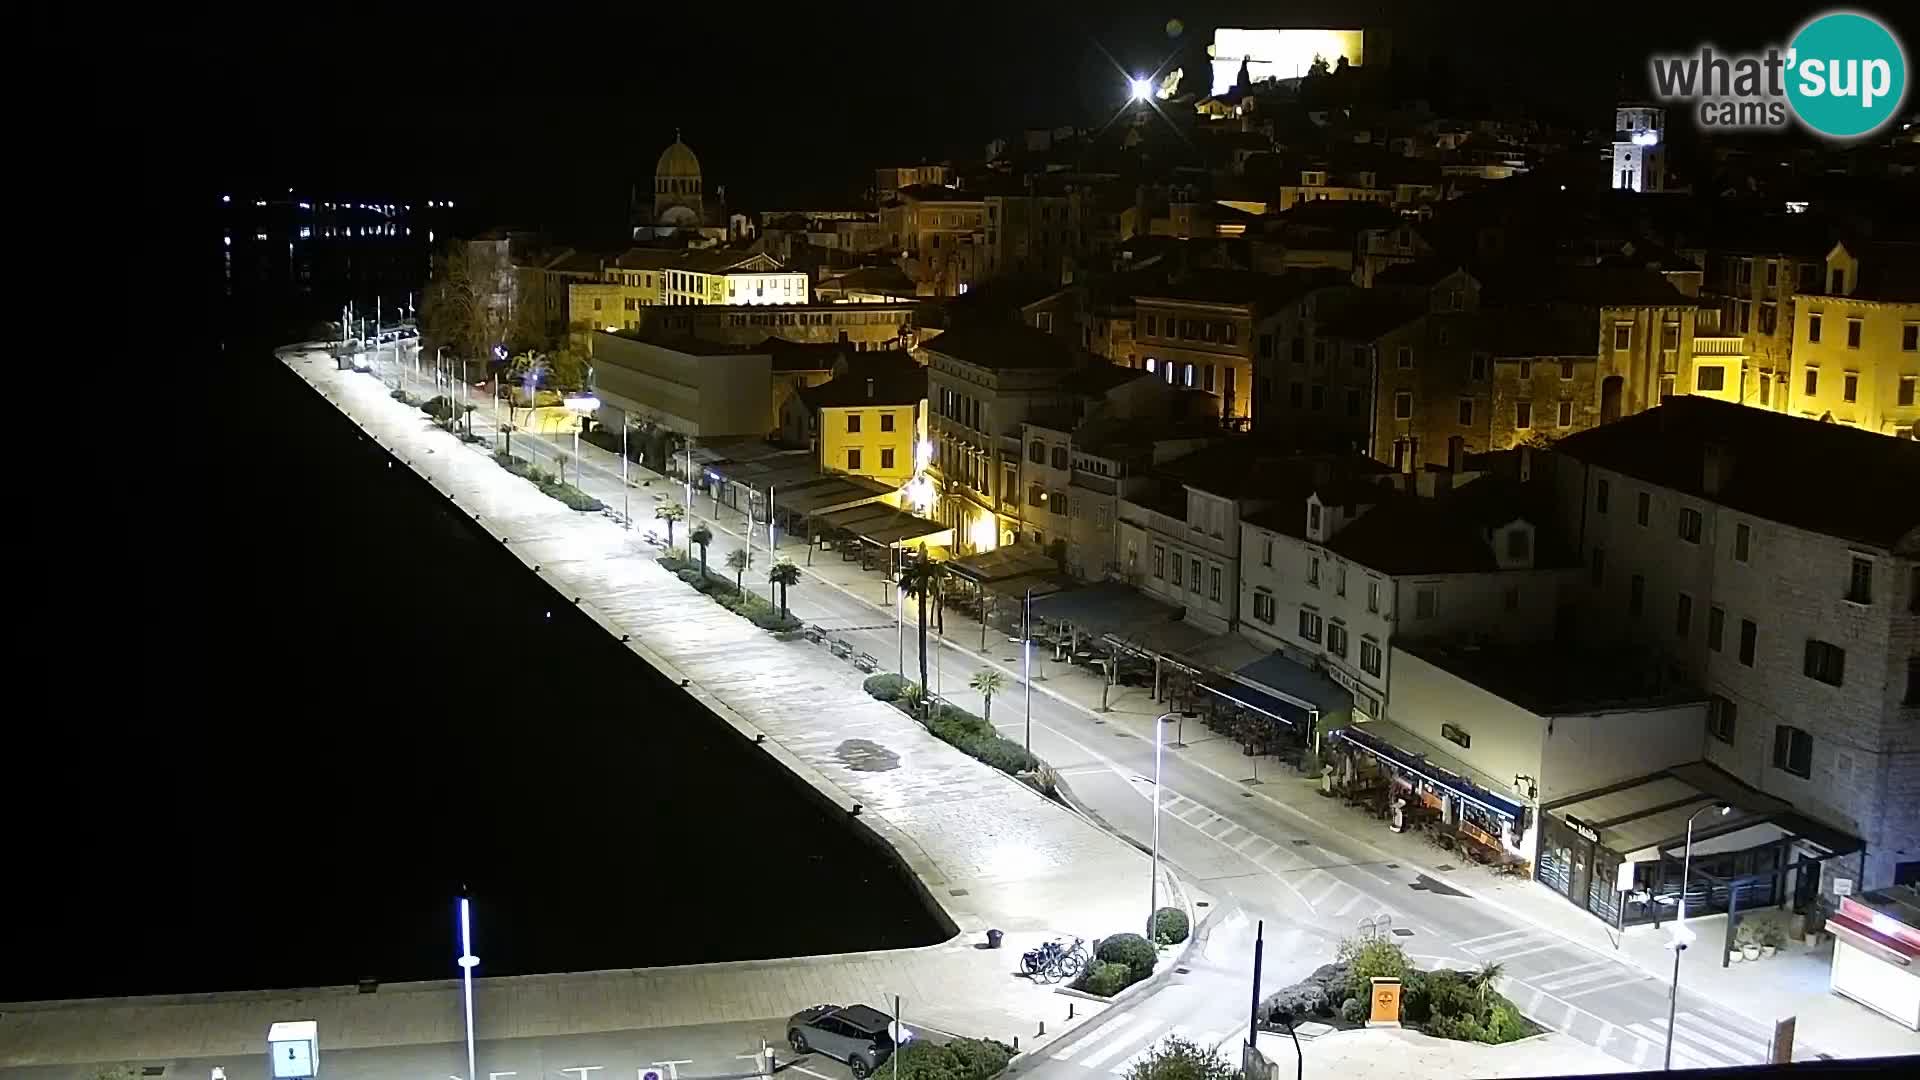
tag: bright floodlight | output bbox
[1129,77,1152,101]
[564,395,601,414]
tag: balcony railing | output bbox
[1692,336,1746,357]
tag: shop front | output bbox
[1828,887,1920,1030]
[1326,722,1532,871]
[1539,762,1863,957]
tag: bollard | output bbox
[1068,1003,1075,1020]
[1037,1021,1045,1037]
[1013,1036,1019,1052]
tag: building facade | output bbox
[1551,398,1920,889]
[1793,242,1920,438]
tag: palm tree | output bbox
[1469,960,1505,1004]
[768,560,802,620]
[897,558,945,713]
[689,524,713,579]
[969,669,1006,724]
[656,502,686,548]
[725,548,749,594]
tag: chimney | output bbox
[866,378,876,400]
[1703,442,1731,496]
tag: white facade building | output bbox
[1552,397,1920,889]
[1238,467,1580,721]
[1611,104,1666,194]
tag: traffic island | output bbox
[1259,935,1543,1042]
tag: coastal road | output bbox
[373,358,1816,1073]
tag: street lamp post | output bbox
[456,896,480,1080]
[621,420,630,530]
[563,395,600,489]
[1664,802,1731,1070]
[1147,710,1188,938]
[1022,584,1041,755]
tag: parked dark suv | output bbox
[787,1003,899,1078]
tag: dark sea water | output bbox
[0,209,943,1002]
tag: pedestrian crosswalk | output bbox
[1049,1021,1228,1075]
[1623,1010,1775,1070]
[1455,929,1784,1071]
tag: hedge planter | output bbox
[493,451,605,512]
[656,552,802,634]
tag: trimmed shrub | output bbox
[1341,938,1410,1004]
[1485,1000,1529,1044]
[864,673,911,702]
[1078,960,1134,998]
[1150,907,1190,945]
[1097,933,1158,983]
[924,703,1039,777]
[941,1037,1014,1079]
[1340,997,1364,1024]
[884,1039,1011,1080]
[421,395,453,420]
[884,1042,965,1080]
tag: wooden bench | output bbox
[854,652,879,673]
[803,624,826,643]
[829,638,853,659]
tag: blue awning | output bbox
[1200,679,1309,727]
[1331,724,1526,821]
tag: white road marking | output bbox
[1233,833,1269,855]
[1667,1013,1768,1064]
[1078,1017,1164,1069]
[1453,928,1532,949]
[1331,891,1371,917]
[1109,1025,1192,1075]
[1307,878,1348,907]
[1626,1022,1718,1069]
[1531,960,1613,990]
[1561,975,1647,999]
[787,1067,838,1080]
[1471,941,1565,963]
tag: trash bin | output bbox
[986,928,1004,949]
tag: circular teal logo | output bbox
[1787,11,1907,138]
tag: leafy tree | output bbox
[1123,1035,1236,1080]
[689,524,713,579]
[421,241,510,373]
[725,547,749,593]
[897,558,946,714]
[968,669,1006,724]
[769,559,801,619]
[656,502,686,547]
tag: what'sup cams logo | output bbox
[1649,10,1908,139]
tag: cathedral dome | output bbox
[656,138,702,180]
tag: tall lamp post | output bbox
[1147,710,1193,938]
[563,394,600,488]
[456,895,480,1080]
[1664,802,1731,1070]
[1021,584,1042,755]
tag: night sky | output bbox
[147,2,1895,243]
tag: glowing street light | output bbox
[456,896,479,1080]
[1129,76,1153,102]
[1147,710,1189,938]
[564,395,601,489]
[1664,802,1731,1070]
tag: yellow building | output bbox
[568,250,812,332]
[1792,241,1920,438]
[791,362,929,488]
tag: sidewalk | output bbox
[0,938,1087,1065]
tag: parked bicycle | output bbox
[1020,937,1088,982]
